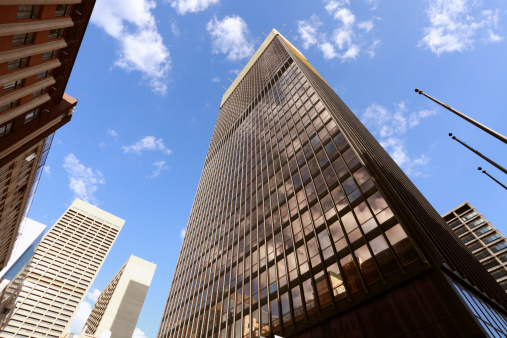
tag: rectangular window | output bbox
[0,123,13,138]
[483,234,500,245]
[24,109,40,124]
[491,243,507,253]
[462,211,478,222]
[3,80,23,93]
[469,218,485,229]
[475,226,492,237]
[32,88,47,98]
[17,5,40,19]
[7,57,29,71]
[55,5,72,17]
[0,100,20,113]
[37,70,52,80]
[48,28,65,40]
[42,50,58,61]
[12,33,34,47]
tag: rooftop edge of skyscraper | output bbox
[69,199,125,230]
[221,28,329,108]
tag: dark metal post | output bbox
[415,89,507,145]
[449,133,507,176]
[478,167,507,191]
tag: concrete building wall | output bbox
[0,199,124,337]
[443,201,507,291]
[85,255,156,338]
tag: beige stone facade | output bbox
[83,255,156,338]
[0,199,124,337]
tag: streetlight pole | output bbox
[415,89,507,145]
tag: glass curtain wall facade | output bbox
[158,30,507,338]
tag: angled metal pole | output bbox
[415,88,507,145]
[449,133,507,176]
[478,167,507,191]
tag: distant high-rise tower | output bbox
[0,218,46,290]
[0,0,96,271]
[158,29,507,338]
[82,255,156,338]
[0,199,124,337]
[443,202,507,291]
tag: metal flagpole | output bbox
[449,134,507,176]
[478,167,507,191]
[415,88,507,145]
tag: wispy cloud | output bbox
[212,77,220,82]
[133,328,148,338]
[207,15,254,61]
[91,0,171,94]
[87,288,101,302]
[43,166,51,175]
[297,0,379,61]
[106,129,119,139]
[169,0,219,15]
[180,228,186,239]
[150,161,169,178]
[420,0,502,55]
[63,154,105,205]
[69,301,92,333]
[171,22,180,37]
[123,136,172,155]
[362,102,436,177]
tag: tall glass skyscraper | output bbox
[158,29,507,338]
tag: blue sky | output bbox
[26,0,507,337]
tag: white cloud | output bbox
[87,288,101,302]
[132,328,148,338]
[180,228,186,239]
[69,301,92,333]
[43,165,51,175]
[297,15,322,49]
[319,41,339,59]
[362,102,436,177]
[365,0,378,10]
[150,161,169,178]
[91,0,170,94]
[171,22,180,36]
[420,0,502,55]
[379,138,431,177]
[63,154,105,205]
[366,39,381,57]
[106,129,119,139]
[358,20,374,32]
[207,15,254,61]
[487,29,502,42]
[297,1,379,61]
[123,136,172,155]
[212,77,220,82]
[169,0,219,15]
[99,142,106,148]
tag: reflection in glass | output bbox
[327,263,346,300]
[314,270,332,308]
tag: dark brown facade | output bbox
[157,30,507,338]
[0,1,95,271]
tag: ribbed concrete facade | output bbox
[0,0,96,273]
[158,29,507,338]
[83,255,156,338]
[443,202,507,291]
[0,199,124,337]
